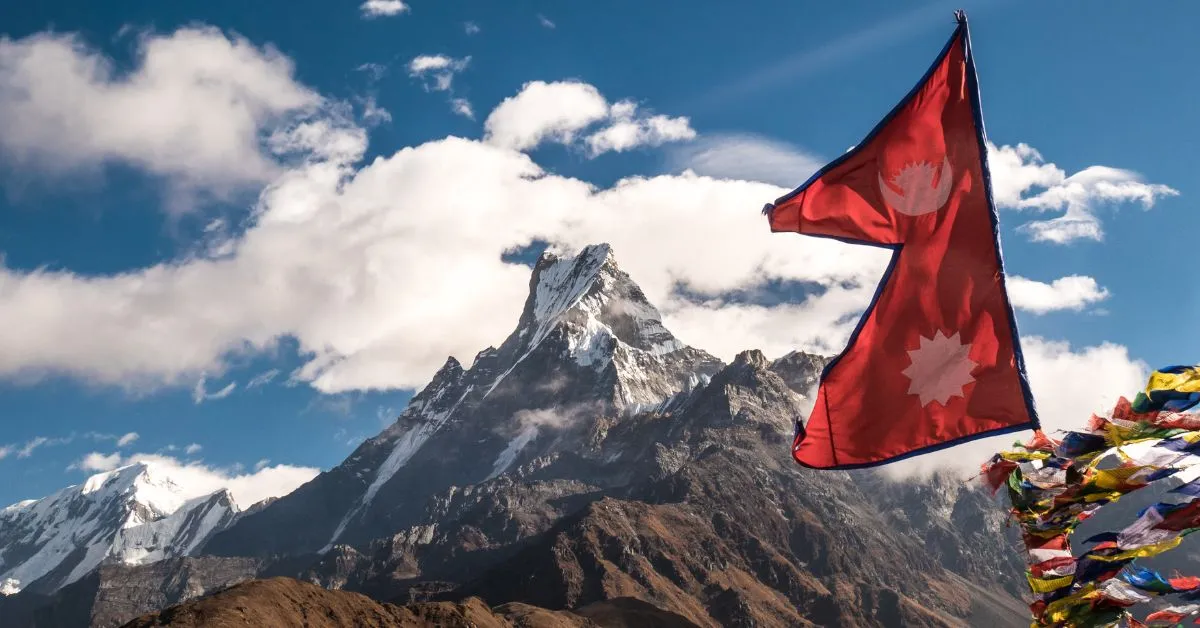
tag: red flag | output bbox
[762,12,1039,469]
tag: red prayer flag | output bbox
[762,12,1039,469]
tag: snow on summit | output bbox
[0,462,239,595]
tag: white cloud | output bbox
[69,452,317,507]
[669,133,825,188]
[484,80,694,156]
[1007,275,1109,315]
[0,118,1135,395]
[451,98,474,120]
[17,437,48,458]
[886,337,1148,478]
[0,32,1159,458]
[407,55,472,118]
[355,62,388,82]
[193,378,237,404]
[537,14,556,29]
[0,27,325,207]
[0,445,10,460]
[184,443,203,455]
[359,0,409,19]
[464,22,481,35]
[254,458,270,471]
[73,452,123,472]
[407,54,470,92]
[116,432,139,447]
[584,102,696,156]
[245,369,280,390]
[987,142,1178,244]
[361,96,391,126]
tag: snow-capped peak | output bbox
[530,243,614,326]
[0,461,239,595]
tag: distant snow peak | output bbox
[0,461,240,594]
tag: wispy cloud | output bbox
[408,55,471,92]
[464,22,481,35]
[355,62,388,82]
[451,98,474,120]
[185,443,203,455]
[0,431,136,462]
[193,377,237,404]
[668,133,825,188]
[245,369,280,390]
[688,1,964,113]
[537,14,556,29]
[408,55,474,118]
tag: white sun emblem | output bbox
[900,331,977,407]
[877,158,954,216]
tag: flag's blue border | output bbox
[765,13,1041,471]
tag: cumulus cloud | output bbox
[116,432,139,447]
[359,0,408,19]
[0,31,1161,469]
[484,80,694,156]
[987,142,1178,244]
[1007,275,1109,315]
[69,451,317,506]
[0,27,325,207]
[0,116,1135,396]
[584,101,696,156]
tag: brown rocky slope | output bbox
[120,576,700,628]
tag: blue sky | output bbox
[0,0,1195,505]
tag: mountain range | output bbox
[0,243,1031,627]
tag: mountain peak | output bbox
[528,243,615,327]
[512,243,688,368]
[0,462,241,595]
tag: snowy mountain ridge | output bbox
[0,461,239,595]
[205,242,726,557]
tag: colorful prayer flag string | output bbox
[982,365,1200,627]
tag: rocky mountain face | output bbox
[1,243,1030,627]
[0,462,240,597]
[204,244,724,558]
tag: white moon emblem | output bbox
[877,158,954,216]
